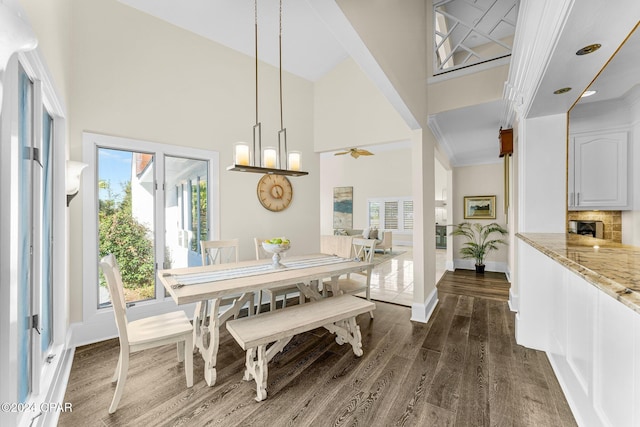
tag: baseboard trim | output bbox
[410,288,438,323]
[453,259,508,273]
[37,331,76,427]
[508,288,519,312]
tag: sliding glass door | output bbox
[164,156,209,269]
[16,66,56,404]
[93,137,214,309]
[97,148,156,306]
[18,65,34,403]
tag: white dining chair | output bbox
[254,237,304,313]
[99,254,193,414]
[323,238,376,318]
[197,239,255,322]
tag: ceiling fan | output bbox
[334,148,374,159]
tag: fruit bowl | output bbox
[262,238,290,268]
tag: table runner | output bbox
[172,255,357,288]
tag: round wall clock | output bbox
[257,174,293,212]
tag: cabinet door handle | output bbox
[577,192,580,205]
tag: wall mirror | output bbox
[567,25,639,240]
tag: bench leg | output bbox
[244,345,268,402]
[325,316,364,357]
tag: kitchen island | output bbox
[516,233,640,427]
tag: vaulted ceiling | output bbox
[115,1,637,170]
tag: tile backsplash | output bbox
[567,211,622,242]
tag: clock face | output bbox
[257,174,293,212]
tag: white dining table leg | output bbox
[193,298,221,386]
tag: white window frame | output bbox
[0,50,68,427]
[368,197,413,234]
[76,133,219,346]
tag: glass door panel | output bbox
[164,156,209,269]
[41,109,54,353]
[97,148,156,306]
[18,66,33,403]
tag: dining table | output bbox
[158,253,373,386]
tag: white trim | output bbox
[502,0,575,123]
[307,0,420,130]
[445,260,455,271]
[428,56,512,85]
[81,133,220,346]
[508,288,519,312]
[452,259,509,273]
[410,288,439,324]
[37,345,74,427]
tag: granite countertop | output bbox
[517,233,640,314]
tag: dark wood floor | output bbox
[60,274,576,426]
[436,269,510,301]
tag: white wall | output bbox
[319,142,413,243]
[452,162,508,271]
[435,158,448,223]
[625,88,640,245]
[24,0,320,324]
[518,114,567,233]
[313,58,412,152]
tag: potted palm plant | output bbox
[450,222,508,274]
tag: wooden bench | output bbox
[226,294,375,401]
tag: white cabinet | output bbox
[517,240,640,427]
[568,130,629,210]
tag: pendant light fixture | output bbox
[228,0,308,177]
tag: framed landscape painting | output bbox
[333,186,353,229]
[464,195,496,219]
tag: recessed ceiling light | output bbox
[576,43,602,55]
[581,90,597,98]
[553,87,572,94]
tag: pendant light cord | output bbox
[279,0,283,130]
[255,0,259,126]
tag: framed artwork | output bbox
[464,195,496,220]
[333,187,353,229]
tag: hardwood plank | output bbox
[418,403,456,426]
[422,293,459,352]
[454,299,490,426]
[322,355,412,426]
[386,348,441,426]
[437,270,510,301]
[425,314,471,411]
[453,295,474,318]
[536,351,578,427]
[488,354,520,426]
[487,299,513,357]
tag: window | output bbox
[433,0,517,75]
[368,197,413,232]
[82,133,219,342]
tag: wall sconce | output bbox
[0,3,38,114]
[66,160,88,206]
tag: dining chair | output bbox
[323,238,376,318]
[199,239,255,321]
[254,237,304,313]
[99,254,193,414]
